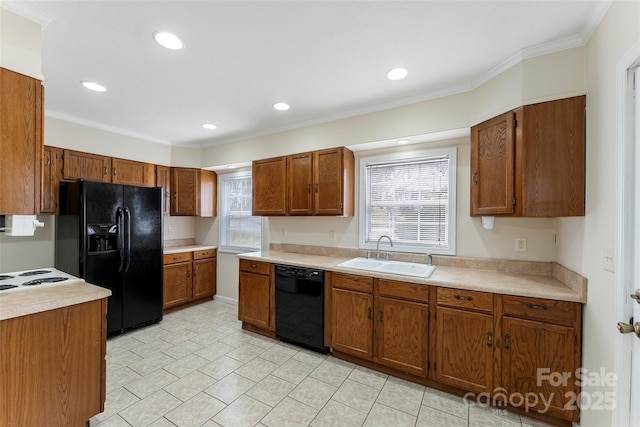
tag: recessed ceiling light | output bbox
[397,139,410,144]
[202,123,217,130]
[80,81,107,92]
[153,31,183,50]
[273,102,290,111]
[387,67,408,81]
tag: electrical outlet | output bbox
[168,226,173,234]
[514,237,527,252]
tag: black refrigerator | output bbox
[56,180,163,335]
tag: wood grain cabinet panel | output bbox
[375,296,428,376]
[0,68,43,215]
[193,256,217,300]
[62,149,111,182]
[0,299,107,426]
[313,147,354,216]
[287,152,314,215]
[331,287,374,359]
[435,306,494,393]
[252,156,288,216]
[111,157,155,187]
[163,261,192,309]
[470,95,585,217]
[170,167,199,216]
[238,270,272,331]
[156,165,171,216]
[41,145,62,214]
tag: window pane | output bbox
[220,174,261,251]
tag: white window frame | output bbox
[359,147,457,256]
[218,170,262,253]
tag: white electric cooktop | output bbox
[0,268,82,292]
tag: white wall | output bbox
[556,2,640,426]
[0,8,41,79]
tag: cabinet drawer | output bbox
[378,279,428,303]
[331,272,373,293]
[163,252,192,265]
[437,287,493,313]
[502,295,578,326]
[193,249,217,260]
[239,259,270,275]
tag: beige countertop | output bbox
[238,249,586,303]
[164,244,217,255]
[0,280,112,321]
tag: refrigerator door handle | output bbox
[124,207,132,272]
[116,207,124,272]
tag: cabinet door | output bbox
[0,68,43,215]
[199,169,217,217]
[521,96,585,216]
[156,165,171,216]
[170,167,198,216]
[252,157,287,216]
[41,146,62,214]
[435,306,494,394]
[193,258,216,300]
[313,148,344,215]
[238,272,271,329]
[470,111,515,215]
[111,158,155,187]
[502,317,577,421]
[62,150,111,183]
[331,287,374,359]
[287,152,313,215]
[375,296,428,376]
[163,262,192,309]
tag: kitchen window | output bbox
[359,148,456,256]
[219,171,262,252]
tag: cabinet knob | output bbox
[487,331,493,348]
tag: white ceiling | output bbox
[5,1,609,148]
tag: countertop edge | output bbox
[237,250,586,304]
[164,245,218,254]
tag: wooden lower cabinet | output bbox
[330,274,429,377]
[163,249,217,310]
[0,299,107,426]
[435,306,494,393]
[331,287,374,359]
[238,260,273,331]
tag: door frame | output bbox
[614,40,640,427]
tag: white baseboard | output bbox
[213,295,238,305]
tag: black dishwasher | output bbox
[274,264,329,354]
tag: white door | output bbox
[615,59,640,427]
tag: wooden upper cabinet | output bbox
[111,158,155,187]
[287,152,314,215]
[62,149,111,183]
[41,146,62,214]
[0,68,43,215]
[314,147,354,216]
[199,169,217,217]
[470,95,585,217]
[155,165,171,216]
[252,157,287,216]
[170,167,199,216]
[251,147,354,217]
[470,111,515,215]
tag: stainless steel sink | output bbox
[337,257,436,278]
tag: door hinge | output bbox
[512,197,516,205]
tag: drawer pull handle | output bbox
[454,294,473,302]
[367,307,371,319]
[472,170,479,185]
[173,256,180,261]
[379,310,384,323]
[251,264,257,268]
[504,333,510,350]
[487,331,493,348]
[526,303,549,311]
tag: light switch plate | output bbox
[603,247,615,272]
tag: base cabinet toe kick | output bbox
[238,262,583,426]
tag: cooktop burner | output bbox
[22,277,69,286]
[18,270,52,276]
[0,284,18,290]
[0,275,15,280]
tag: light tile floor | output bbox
[91,299,554,427]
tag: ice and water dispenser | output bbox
[88,224,118,252]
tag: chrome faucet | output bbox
[376,235,393,260]
[426,253,433,266]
